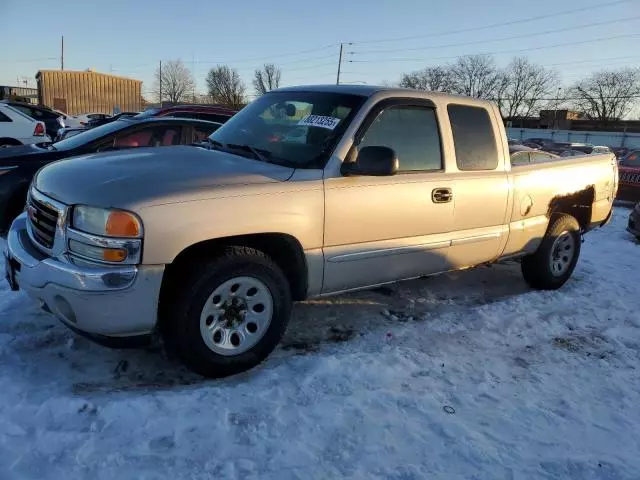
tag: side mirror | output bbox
[341,146,399,176]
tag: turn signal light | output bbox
[106,211,141,237]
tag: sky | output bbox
[1,0,639,105]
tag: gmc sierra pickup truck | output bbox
[5,85,618,377]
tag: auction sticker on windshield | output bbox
[297,115,341,130]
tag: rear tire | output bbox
[163,246,292,378]
[521,214,581,290]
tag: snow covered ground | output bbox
[0,207,638,480]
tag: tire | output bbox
[164,246,292,378]
[521,214,581,290]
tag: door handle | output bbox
[432,188,453,203]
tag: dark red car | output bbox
[617,150,640,202]
[134,104,238,124]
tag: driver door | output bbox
[322,100,455,293]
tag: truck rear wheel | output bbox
[521,214,581,290]
[164,246,292,378]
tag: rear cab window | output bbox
[447,104,499,171]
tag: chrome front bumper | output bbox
[5,214,164,337]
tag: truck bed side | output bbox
[501,153,617,258]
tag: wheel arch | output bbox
[546,185,595,232]
[161,233,309,302]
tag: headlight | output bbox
[72,206,142,238]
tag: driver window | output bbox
[359,106,443,172]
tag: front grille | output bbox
[27,195,59,249]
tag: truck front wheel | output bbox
[165,246,292,378]
[521,214,581,290]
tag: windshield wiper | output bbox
[207,138,225,151]
[226,143,269,163]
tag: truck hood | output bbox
[34,145,295,208]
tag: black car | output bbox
[86,111,139,129]
[0,117,221,232]
[0,100,64,139]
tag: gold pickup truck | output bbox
[5,85,618,377]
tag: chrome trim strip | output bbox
[67,228,142,265]
[450,232,501,246]
[327,240,451,263]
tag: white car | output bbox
[0,104,51,147]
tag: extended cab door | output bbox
[322,98,455,293]
[445,104,510,268]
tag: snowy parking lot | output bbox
[0,207,638,480]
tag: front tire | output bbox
[164,246,292,378]
[521,214,581,290]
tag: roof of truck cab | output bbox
[273,84,487,102]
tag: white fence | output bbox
[507,127,640,149]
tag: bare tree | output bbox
[399,66,453,92]
[206,65,246,107]
[569,68,640,123]
[152,60,195,104]
[500,57,559,118]
[253,64,281,95]
[448,55,504,100]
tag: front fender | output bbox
[139,187,324,265]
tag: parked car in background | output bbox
[54,127,85,141]
[0,103,51,147]
[4,85,617,377]
[0,117,221,232]
[1,101,64,139]
[525,137,555,148]
[52,110,83,128]
[509,145,558,165]
[135,104,238,124]
[75,113,111,126]
[628,203,640,240]
[619,149,639,166]
[559,149,586,157]
[611,147,630,159]
[617,151,640,202]
[86,111,139,129]
[521,141,542,149]
[591,146,612,155]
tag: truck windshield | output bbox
[209,91,365,168]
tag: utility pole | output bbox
[336,43,343,85]
[553,87,562,129]
[336,42,353,85]
[61,35,64,70]
[159,60,162,106]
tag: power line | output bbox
[341,55,640,77]
[183,44,337,66]
[348,33,640,63]
[349,0,634,45]
[350,16,640,55]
